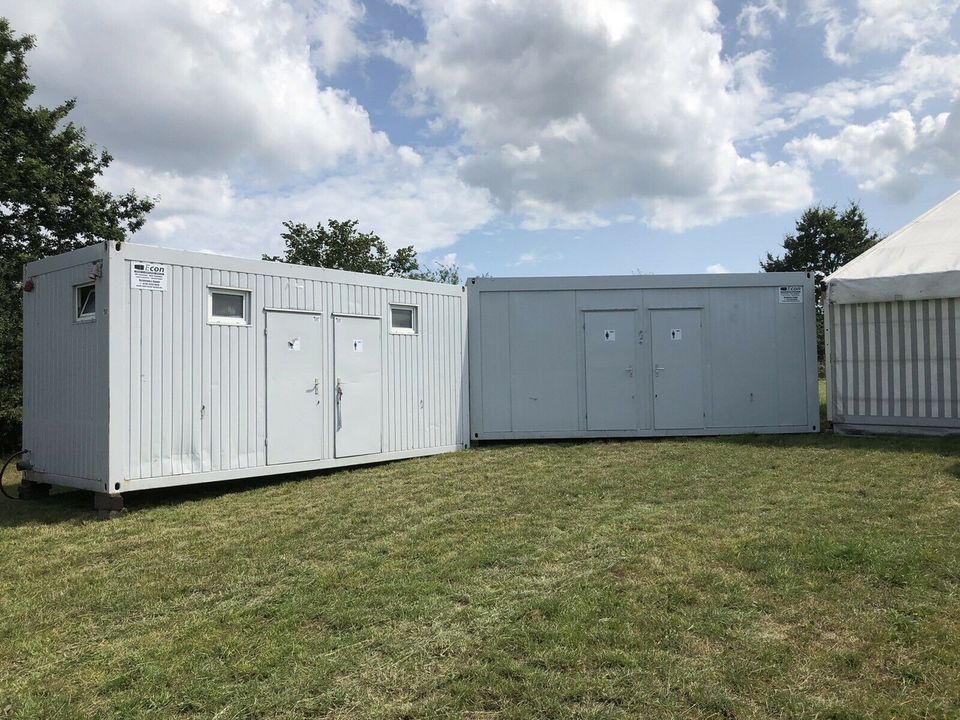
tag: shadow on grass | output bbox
[0,470,309,529]
[0,461,397,529]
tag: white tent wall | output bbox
[22,242,469,495]
[825,189,960,435]
[826,295,960,433]
[826,190,960,305]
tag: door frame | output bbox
[332,312,384,458]
[581,308,641,431]
[648,306,706,431]
[264,308,325,465]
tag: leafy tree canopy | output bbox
[0,17,155,444]
[265,219,461,284]
[761,201,881,300]
[762,201,882,370]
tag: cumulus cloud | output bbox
[804,0,960,64]
[1,0,384,176]
[772,49,960,131]
[737,0,787,39]
[101,148,496,256]
[705,263,731,273]
[393,0,811,231]
[785,101,960,199]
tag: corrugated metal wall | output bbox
[121,260,466,482]
[471,281,816,437]
[23,259,108,481]
[828,298,960,425]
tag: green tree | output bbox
[0,18,155,446]
[408,262,461,285]
[762,201,881,367]
[265,219,461,284]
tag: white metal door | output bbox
[266,311,324,465]
[584,311,638,430]
[334,315,382,457]
[651,309,705,430]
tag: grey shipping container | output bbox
[467,273,819,440]
[22,242,469,503]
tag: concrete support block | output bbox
[94,492,125,520]
[18,478,51,500]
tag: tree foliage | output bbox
[265,219,461,284]
[0,18,155,445]
[761,202,881,300]
[762,201,881,367]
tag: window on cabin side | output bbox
[390,305,416,334]
[76,283,96,321]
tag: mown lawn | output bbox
[1,427,959,718]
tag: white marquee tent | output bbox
[825,190,960,434]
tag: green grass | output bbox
[2,418,960,717]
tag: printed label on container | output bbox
[353,339,363,352]
[131,262,168,290]
[603,330,616,341]
[670,328,682,340]
[779,285,803,303]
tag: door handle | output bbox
[654,364,665,376]
[313,378,320,395]
[336,378,343,402]
[626,366,634,377]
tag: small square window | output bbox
[76,283,96,321]
[390,305,417,334]
[209,288,250,325]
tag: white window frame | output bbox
[208,286,251,326]
[75,282,96,323]
[389,304,418,335]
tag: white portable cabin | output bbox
[22,242,469,498]
[467,273,820,440]
[825,190,960,435]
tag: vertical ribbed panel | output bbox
[122,260,465,482]
[830,298,960,423]
[22,261,107,481]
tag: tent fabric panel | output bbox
[828,297,960,426]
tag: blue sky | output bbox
[3,0,959,277]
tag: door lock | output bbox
[654,364,665,376]
[626,366,634,377]
[313,378,320,395]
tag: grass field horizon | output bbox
[2,419,960,717]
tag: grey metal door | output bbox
[334,315,382,457]
[651,309,704,429]
[584,311,638,430]
[266,311,324,464]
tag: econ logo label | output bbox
[131,262,168,291]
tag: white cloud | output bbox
[294,0,368,75]
[764,49,960,133]
[785,101,960,199]
[737,0,787,39]
[395,0,811,231]
[643,152,813,231]
[705,263,730,273]
[804,0,960,65]
[0,0,384,176]
[0,0,499,258]
[103,148,496,256]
